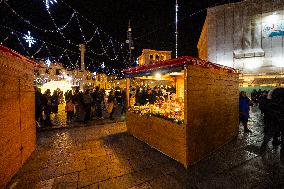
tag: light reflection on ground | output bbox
[7,108,284,189]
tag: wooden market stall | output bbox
[0,45,37,187]
[124,56,239,168]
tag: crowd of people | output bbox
[132,85,176,105]
[35,88,62,127]
[35,85,283,159]
[239,88,284,160]
[35,86,127,127]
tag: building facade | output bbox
[138,49,172,65]
[34,61,123,93]
[198,0,284,86]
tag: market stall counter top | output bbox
[124,56,239,168]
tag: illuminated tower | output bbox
[126,20,134,66]
[79,44,86,71]
[175,0,178,58]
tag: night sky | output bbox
[0,0,241,72]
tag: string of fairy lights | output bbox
[0,0,129,75]
[0,24,106,72]
[0,0,233,75]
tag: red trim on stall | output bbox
[0,45,39,67]
[123,56,237,75]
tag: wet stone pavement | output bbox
[7,107,284,189]
[39,104,125,131]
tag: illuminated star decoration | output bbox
[45,58,51,67]
[45,0,57,9]
[23,31,36,48]
[101,62,105,69]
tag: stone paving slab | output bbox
[6,108,284,189]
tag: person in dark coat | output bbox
[51,90,59,114]
[260,87,284,160]
[92,86,103,119]
[251,89,257,105]
[115,87,122,105]
[42,89,52,126]
[83,89,92,123]
[239,91,252,133]
[121,88,127,115]
[141,88,148,105]
[35,87,43,125]
[108,90,116,120]
[73,89,80,120]
[135,87,141,106]
[259,91,268,115]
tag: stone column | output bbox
[79,44,86,71]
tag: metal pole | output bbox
[127,20,134,66]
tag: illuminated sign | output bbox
[263,19,284,37]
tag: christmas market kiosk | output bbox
[124,56,239,168]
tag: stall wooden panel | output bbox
[126,112,187,166]
[185,65,239,165]
[0,51,36,188]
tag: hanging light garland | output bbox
[1,0,129,73]
[45,0,58,10]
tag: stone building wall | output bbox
[185,65,239,164]
[197,18,208,60]
[0,52,36,188]
[199,0,284,74]
[138,49,172,65]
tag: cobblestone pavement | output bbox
[7,107,284,189]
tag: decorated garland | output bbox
[144,112,184,125]
[130,104,184,125]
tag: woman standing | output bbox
[42,89,52,126]
[239,91,252,133]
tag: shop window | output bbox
[156,55,159,60]
[56,69,61,75]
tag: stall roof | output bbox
[123,56,237,77]
[0,44,39,67]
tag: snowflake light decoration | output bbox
[101,62,105,69]
[45,0,57,9]
[23,31,36,48]
[45,58,51,67]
